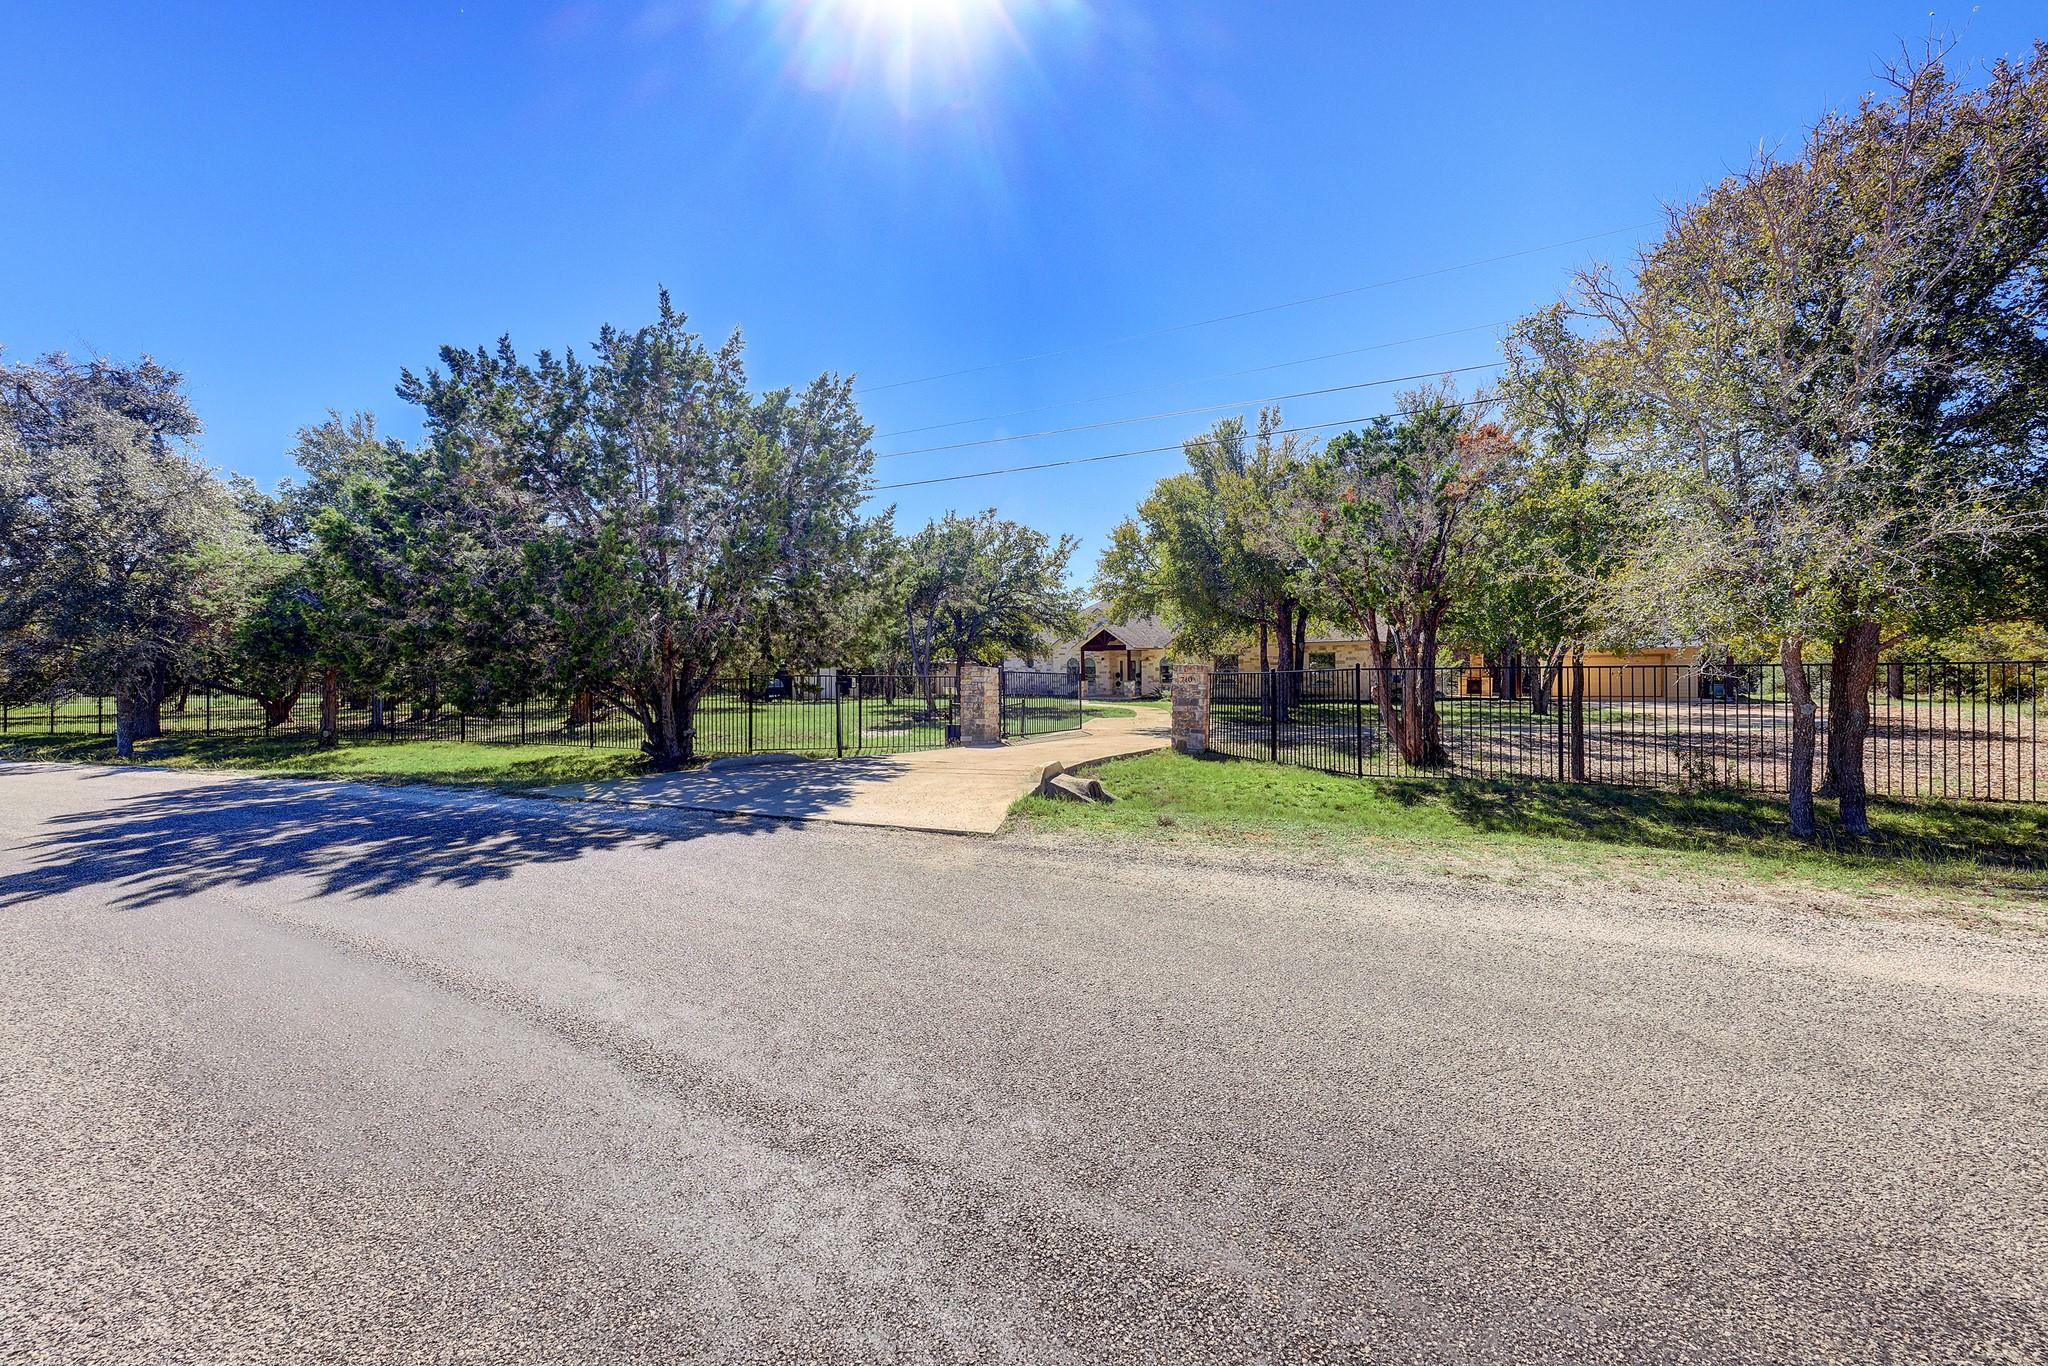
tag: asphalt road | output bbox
[2,761,2044,1363]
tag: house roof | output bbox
[1078,617,1174,651]
[1010,618,1384,667]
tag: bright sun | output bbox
[760,0,1048,117]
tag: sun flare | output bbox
[758,0,1052,117]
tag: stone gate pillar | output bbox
[960,663,1003,746]
[1171,662,1212,756]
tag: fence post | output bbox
[1555,676,1565,781]
[1353,663,1364,777]
[98,696,105,735]
[459,711,466,743]
[49,698,56,735]
[747,677,755,753]
[206,686,212,734]
[520,699,527,745]
[1169,662,1212,755]
[1569,651,1587,781]
[959,664,1003,745]
[835,680,844,758]
[1267,668,1278,762]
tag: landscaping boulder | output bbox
[1041,771,1114,804]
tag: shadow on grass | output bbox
[0,730,645,788]
[1377,773,2048,872]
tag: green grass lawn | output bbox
[0,729,647,789]
[0,694,1146,788]
[1010,750,2048,911]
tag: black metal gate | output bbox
[692,672,958,757]
[999,671,1083,738]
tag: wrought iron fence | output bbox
[2,669,962,761]
[1209,661,2046,804]
[999,670,1084,738]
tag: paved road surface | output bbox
[2,761,2044,1363]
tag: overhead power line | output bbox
[873,318,1517,440]
[869,396,1500,492]
[856,223,1648,395]
[875,361,1504,459]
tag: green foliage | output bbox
[1582,46,2048,652]
[379,292,884,763]
[1297,384,1518,764]
[1570,45,2048,835]
[898,509,1081,683]
[0,352,251,747]
[1095,408,1314,661]
[215,552,317,719]
[1458,307,1641,661]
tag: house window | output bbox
[1307,650,1337,670]
[1084,658,1097,681]
[1065,657,1080,680]
[1159,657,1174,683]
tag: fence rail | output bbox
[1208,661,2046,804]
[2,670,963,761]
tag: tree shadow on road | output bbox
[0,763,877,908]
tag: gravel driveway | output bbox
[2,761,2044,1362]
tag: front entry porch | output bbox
[1078,627,1167,699]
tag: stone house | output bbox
[1010,614,1708,703]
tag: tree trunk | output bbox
[1387,621,1449,768]
[1819,645,1849,797]
[317,667,341,749]
[1781,637,1818,839]
[260,672,308,728]
[1886,660,1905,701]
[1363,636,1400,750]
[370,694,386,732]
[132,670,164,739]
[1529,640,1566,717]
[1272,601,1298,723]
[113,683,137,759]
[1827,620,1881,836]
[1416,617,1446,765]
[676,668,703,765]
[1569,647,1587,781]
[1397,629,1424,765]
[648,634,684,768]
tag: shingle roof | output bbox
[1082,617,1174,651]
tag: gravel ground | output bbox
[2,760,2044,1363]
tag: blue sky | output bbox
[4,2,2041,581]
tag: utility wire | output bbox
[856,223,1647,394]
[876,361,1503,459]
[870,396,1500,491]
[873,318,1516,440]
